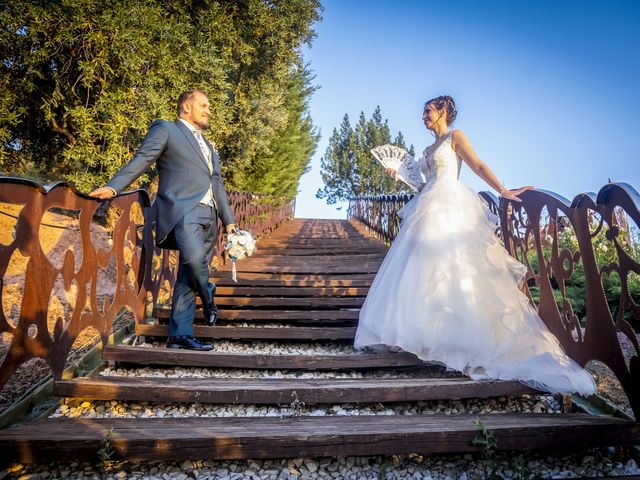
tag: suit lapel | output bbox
[174,121,212,173]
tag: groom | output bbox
[90,90,236,351]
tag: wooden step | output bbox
[254,243,379,250]
[218,262,382,274]
[153,308,359,324]
[213,286,369,297]
[54,376,537,405]
[2,414,638,463]
[103,345,424,370]
[240,253,387,263]
[254,248,386,256]
[210,273,376,287]
[135,324,357,340]
[257,239,381,247]
[193,297,364,308]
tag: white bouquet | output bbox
[224,229,257,282]
[371,144,424,192]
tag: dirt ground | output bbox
[587,331,637,418]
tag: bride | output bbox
[354,95,596,396]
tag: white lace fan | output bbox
[371,144,424,192]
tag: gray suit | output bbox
[107,119,235,336]
[107,119,235,249]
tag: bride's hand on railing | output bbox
[499,186,534,202]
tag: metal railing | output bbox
[347,194,413,245]
[0,177,294,389]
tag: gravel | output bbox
[49,394,562,420]
[5,450,640,479]
[136,340,359,355]
[98,365,450,380]
[3,337,635,479]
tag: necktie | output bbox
[194,131,212,173]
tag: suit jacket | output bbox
[107,120,235,249]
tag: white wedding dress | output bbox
[354,131,596,396]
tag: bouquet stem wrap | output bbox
[231,258,238,283]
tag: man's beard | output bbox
[195,119,210,130]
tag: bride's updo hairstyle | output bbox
[426,95,457,126]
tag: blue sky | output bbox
[295,0,640,219]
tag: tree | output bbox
[0,0,322,196]
[243,64,319,198]
[316,106,414,204]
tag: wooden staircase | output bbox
[1,219,639,464]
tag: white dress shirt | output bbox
[179,119,216,208]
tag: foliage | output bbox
[526,220,640,325]
[472,419,533,480]
[0,0,321,197]
[378,460,392,480]
[472,418,501,480]
[243,64,319,198]
[510,454,533,480]
[97,426,116,472]
[316,106,415,204]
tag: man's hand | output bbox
[226,224,237,235]
[500,186,534,203]
[89,187,117,200]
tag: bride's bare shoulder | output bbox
[450,129,471,149]
[451,129,465,140]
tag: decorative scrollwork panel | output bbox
[0,178,295,391]
[501,184,639,418]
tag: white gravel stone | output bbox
[304,461,319,473]
[138,339,361,356]
[49,393,562,420]
[99,365,446,380]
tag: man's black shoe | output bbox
[203,303,218,327]
[192,337,214,347]
[203,282,218,326]
[166,335,213,351]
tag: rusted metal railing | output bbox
[0,177,294,390]
[347,194,413,245]
[349,183,640,419]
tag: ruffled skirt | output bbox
[354,179,596,396]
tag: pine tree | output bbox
[316,106,414,204]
